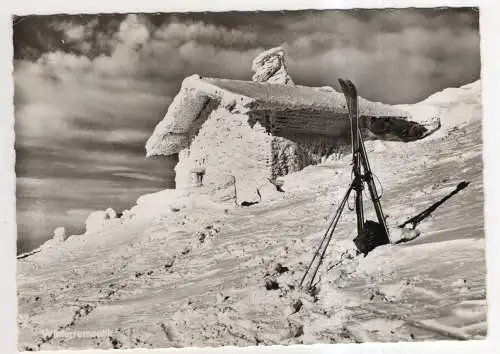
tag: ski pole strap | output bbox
[352,172,364,192]
[363,170,372,182]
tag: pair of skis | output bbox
[339,79,390,246]
[299,79,390,290]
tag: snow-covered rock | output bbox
[251,46,294,85]
[132,189,189,219]
[52,227,67,243]
[258,178,286,202]
[387,226,421,244]
[84,208,118,234]
[120,209,135,222]
[104,207,117,219]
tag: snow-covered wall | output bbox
[175,108,275,203]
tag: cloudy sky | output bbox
[13,8,480,253]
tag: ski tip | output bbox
[338,78,351,95]
[338,78,359,97]
[338,78,347,90]
[346,80,358,96]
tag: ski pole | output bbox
[303,180,355,289]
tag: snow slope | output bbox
[396,80,481,136]
[17,81,484,350]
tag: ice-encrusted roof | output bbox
[145,75,432,157]
[203,77,410,116]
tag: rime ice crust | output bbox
[251,46,294,85]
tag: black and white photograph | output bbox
[12,6,487,351]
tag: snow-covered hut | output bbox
[146,47,440,203]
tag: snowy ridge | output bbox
[396,80,481,135]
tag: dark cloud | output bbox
[13,8,480,253]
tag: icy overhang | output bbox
[145,75,440,157]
